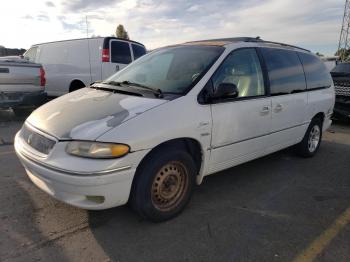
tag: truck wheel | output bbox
[130,149,196,222]
[296,118,322,157]
[13,107,32,118]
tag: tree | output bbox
[335,48,350,61]
[115,24,129,39]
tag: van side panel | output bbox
[307,87,335,131]
[66,40,91,91]
[37,42,68,96]
[87,38,103,83]
[33,37,145,96]
[37,40,90,96]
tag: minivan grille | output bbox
[20,125,56,155]
[333,79,350,97]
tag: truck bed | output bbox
[0,59,46,110]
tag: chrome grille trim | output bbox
[333,80,350,96]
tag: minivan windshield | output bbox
[104,45,224,94]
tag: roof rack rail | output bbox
[243,37,311,52]
[187,37,310,52]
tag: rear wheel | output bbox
[296,118,322,157]
[130,149,196,222]
[69,80,85,92]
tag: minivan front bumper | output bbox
[14,132,145,210]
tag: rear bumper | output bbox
[0,90,47,109]
[334,96,350,119]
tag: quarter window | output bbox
[298,52,332,89]
[111,41,132,64]
[212,48,265,98]
[132,44,146,60]
[261,48,306,95]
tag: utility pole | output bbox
[86,16,89,38]
[338,0,350,61]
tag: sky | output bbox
[0,0,345,56]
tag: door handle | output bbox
[198,121,209,127]
[0,68,9,73]
[274,104,283,112]
[260,106,270,114]
[116,65,120,71]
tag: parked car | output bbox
[0,58,46,116]
[330,62,350,119]
[23,37,147,97]
[15,37,335,221]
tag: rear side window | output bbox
[111,41,132,64]
[132,44,146,60]
[261,48,306,95]
[298,52,332,90]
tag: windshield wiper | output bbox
[90,84,143,96]
[101,80,163,98]
[121,80,163,98]
[102,80,123,86]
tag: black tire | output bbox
[295,118,323,157]
[130,148,196,222]
[69,81,85,92]
[13,107,32,118]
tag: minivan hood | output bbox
[27,87,168,140]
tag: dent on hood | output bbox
[27,88,168,140]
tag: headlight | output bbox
[66,141,130,159]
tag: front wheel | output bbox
[130,149,196,222]
[296,118,322,157]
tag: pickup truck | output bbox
[0,58,46,116]
[331,62,350,120]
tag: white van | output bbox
[23,37,146,96]
[15,37,335,222]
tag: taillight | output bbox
[40,67,46,87]
[102,48,110,62]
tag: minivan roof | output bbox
[184,37,310,53]
[31,37,145,47]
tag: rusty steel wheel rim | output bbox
[151,161,189,211]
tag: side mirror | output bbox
[212,83,239,99]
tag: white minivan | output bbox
[23,37,146,96]
[15,37,335,222]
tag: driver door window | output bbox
[208,48,271,173]
[212,48,265,98]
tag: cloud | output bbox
[22,14,50,22]
[0,0,344,55]
[57,15,87,32]
[22,15,34,20]
[186,5,200,12]
[45,1,55,7]
[37,14,50,22]
[109,0,342,52]
[63,0,118,11]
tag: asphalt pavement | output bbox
[0,109,349,262]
